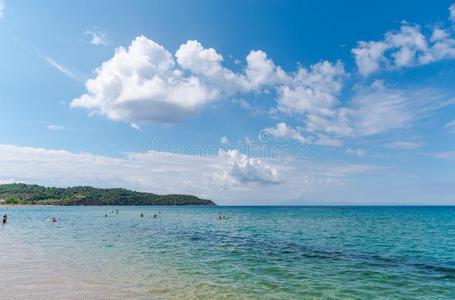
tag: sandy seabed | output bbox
[0,235,152,300]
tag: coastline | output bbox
[0,183,216,206]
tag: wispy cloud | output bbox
[0,0,5,19]
[130,123,141,130]
[266,122,307,144]
[385,141,424,150]
[350,83,455,137]
[84,30,108,46]
[45,57,78,80]
[346,148,367,156]
[263,82,455,148]
[445,120,455,134]
[46,124,65,131]
[431,151,455,160]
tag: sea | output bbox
[1,206,454,299]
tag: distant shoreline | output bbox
[2,204,453,208]
[0,204,218,207]
[0,183,216,206]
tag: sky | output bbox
[1,0,455,205]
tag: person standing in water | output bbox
[140,212,144,218]
[2,214,7,224]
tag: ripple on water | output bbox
[1,206,454,299]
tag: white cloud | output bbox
[220,136,230,145]
[431,28,449,42]
[71,31,455,150]
[384,141,424,150]
[0,144,277,198]
[45,57,78,80]
[175,42,288,92]
[267,81,455,146]
[73,36,346,127]
[72,36,219,124]
[276,61,346,116]
[269,60,352,146]
[245,50,289,88]
[352,41,390,76]
[352,20,455,76]
[266,122,306,144]
[0,144,385,204]
[84,30,108,46]
[266,61,350,147]
[176,40,246,93]
[217,149,281,185]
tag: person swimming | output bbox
[51,217,57,223]
[153,213,158,219]
[140,213,144,218]
[2,214,7,224]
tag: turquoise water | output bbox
[1,206,454,299]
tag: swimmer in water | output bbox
[153,213,158,219]
[2,214,7,224]
[140,213,144,218]
[51,217,57,223]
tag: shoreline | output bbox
[0,233,152,300]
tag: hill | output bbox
[0,183,215,206]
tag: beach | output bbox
[1,206,454,299]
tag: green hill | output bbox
[0,183,216,206]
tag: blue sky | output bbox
[1,0,455,204]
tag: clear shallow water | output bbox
[1,206,454,299]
